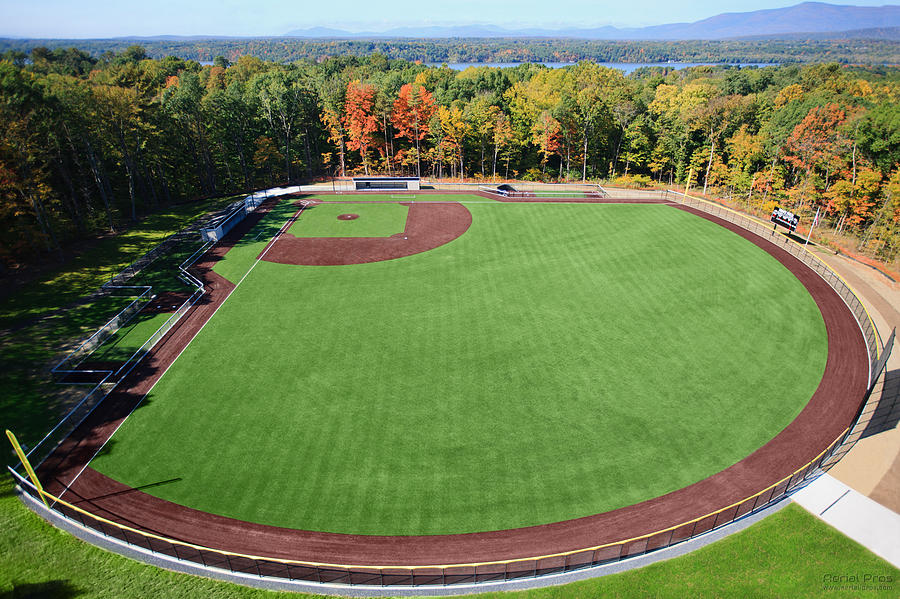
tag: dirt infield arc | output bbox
[263,201,472,266]
[36,197,868,570]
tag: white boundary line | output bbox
[56,204,304,500]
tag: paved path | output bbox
[792,473,900,567]
[813,248,900,514]
[792,246,900,567]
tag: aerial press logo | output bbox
[822,573,893,592]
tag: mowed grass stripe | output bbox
[91,202,827,535]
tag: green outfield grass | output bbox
[91,198,828,536]
[88,311,174,363]
[288,202,409,237]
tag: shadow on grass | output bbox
[0,580,81,599]
[74,477,183,504]
[0,475,18,499]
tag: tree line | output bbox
[1,46,899,269]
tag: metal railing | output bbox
[9,186,887,588]
[22,239,212,470]
[49,286,153,376]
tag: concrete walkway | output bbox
[814,248,900,514]
[791,246,900,569]
[792,473,900,567]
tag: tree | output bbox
[531,111,561,176]
[342,80,378,175]
[252,136,283,186]
[465,95,496,176]
[856,102,900,176]
[492,110,514,179]
[162,72,217,196]
[438,105,469,179]
[317,74,349,177]
[251,69,314,182]
[92,84,145,221]
[784,103,851,210]
[392,83,436,177]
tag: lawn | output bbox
[288,202,409,237]
[0,197,237,448]
[88,311,175,363]
[0,196,237,330]
[91,200,828,535]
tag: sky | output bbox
[0,0,893,38]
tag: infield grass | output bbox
[92,199,828,535]
[288,202,409,238]
[306,193,500,202]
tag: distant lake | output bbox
[200,59,775,72]
[427,62,775,73]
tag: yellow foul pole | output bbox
[5,430,49,507]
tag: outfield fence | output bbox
[477,184,608,200]
[8,186,893,588]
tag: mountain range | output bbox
[284,3,900,40]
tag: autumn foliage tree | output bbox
[783,103,851,210]
[392,83,436,177]
[531,111,561,175]
[342,80,378,175]
[6,48,900,271]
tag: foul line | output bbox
[56,205,305,501]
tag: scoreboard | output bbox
[771,207,800,232]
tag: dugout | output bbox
[352,176,420,191]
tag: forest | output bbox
[1,46,899,271]
[2,36,899,66]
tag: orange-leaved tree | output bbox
[342,80,378,175]
[784,103,851,210]
[531,111,561,176]
[392,83,436,177]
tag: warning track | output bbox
[37,198,868,569]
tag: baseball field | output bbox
[84,194,828,537]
